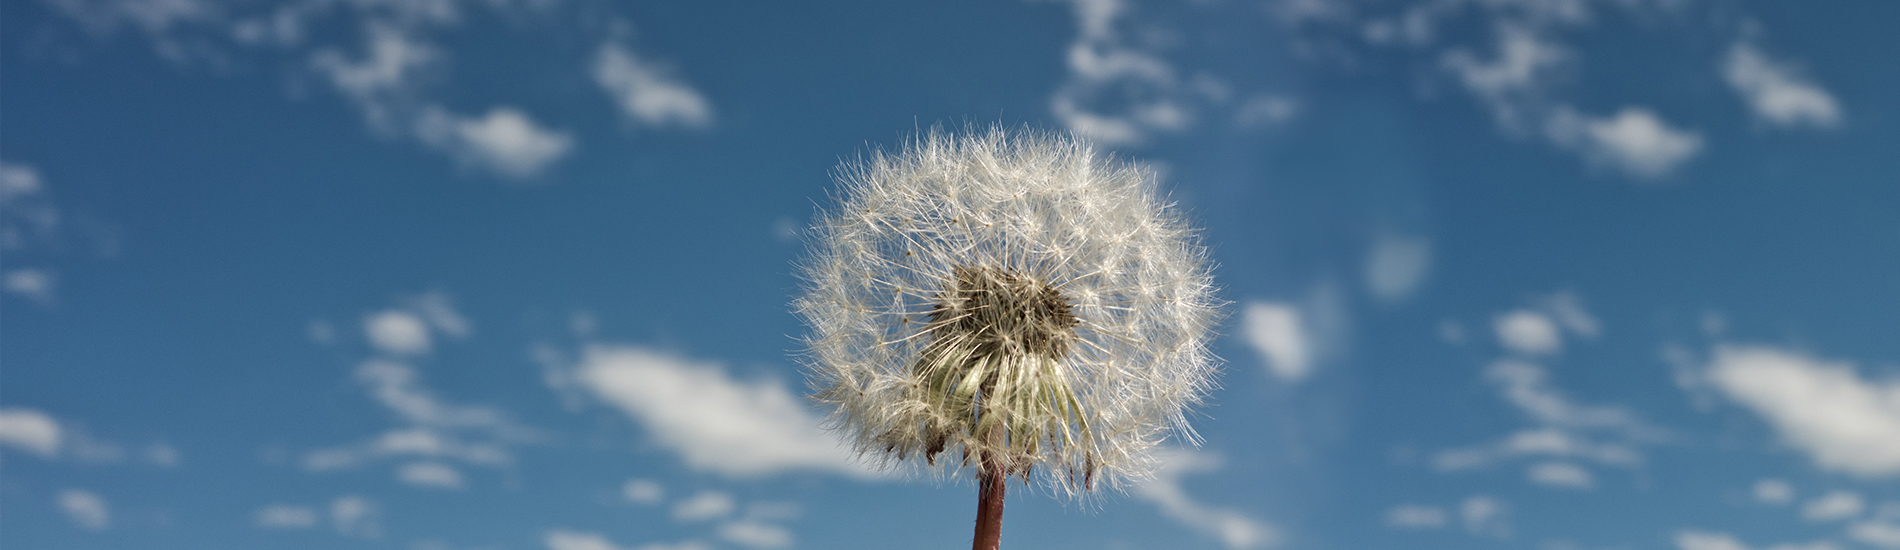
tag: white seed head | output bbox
[794,126,1222,496]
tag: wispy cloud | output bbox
[1385,504,1448,529]
[256,504,320,529]
[560,345,878,479]
[1701,345,1900,477]
[1724,43,1841,130]
[1241,286,1347,383]
[0,407,62,458]
[58,489,111,530]
[417,106,574,179]
[1437,292,1659,489]
[1364,234,1432,302]
[1049,0,1195,146]
[37,0,728,180]
[545,530,710,550]
[303,292,538,487]
[594,43,715,130]
[1133,449,1279,549]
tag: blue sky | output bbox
[3,0,1898,549]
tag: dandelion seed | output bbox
[794,126,1222,550]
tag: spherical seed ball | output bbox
[793,126,1222,495]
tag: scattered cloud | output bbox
[1755,478,1795,505]
[398,461,466,489]
[58,489,110,530]
[332,495,381,538]
[1386,504,1448,528]
[1703,345,1900,477]
[1241,286,1347,383]
[1235,95,1301,129]
[257,504,321,529]
[1547,106,1704,179]
[1133,449,1279,550]
[1049,0,1194,146]
[672,491,736,522]
[1676,531,1749,550]
[0,407,62,458]
[1461,495,1510,539]
[1496,311,1562,355]
[565,345,877,479]
[1802,491,1865,522]
[1364,234,1432,302]
[1243,302,1311,381]
[304,293,537,488]
[417,106,574,179]
[4,268,57,305]
[38,0,735,180]
[366,310,434,355]
[546,530,710,550]
[1853,517,1900,549]
[1526,461,1593,490]
[1437,292,1660,492]
[717,520,794,549]
[1724,43,1841,129]
[594,43,715,130]
[1675,530,1838,550]
[624,478,665,505]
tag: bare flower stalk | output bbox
[794,126,1222,549]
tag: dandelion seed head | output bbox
[794,126,1222,496]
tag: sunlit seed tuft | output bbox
[794,126,1222,496]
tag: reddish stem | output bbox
[972,461,1007,550]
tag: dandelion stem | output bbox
[972,457,1007,550]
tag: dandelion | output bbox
[794,126,1222,550]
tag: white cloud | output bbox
[594,43,714,130]
[0,407,62,458]
[1048,0,1198,146]
[310,23,438,130]
[547,531,622,550]
[1385,504,1447,528]
[4,268,57,305]
[1704,345,1900,477]
[1754,478,1794,505]
[366,310,433,355]
[144,443,181,467]
[306,294,531,478]
[1853,519,1900,549]
[1461,495,1509,538]
[1802,491,1865,522]
[2,159,61,253]
[1243,302,1310,381]
[1133,449,1279,550]
[1441,23,1567,129]
[256,504,320,528]
[570,345,876,479]
[1677,531,1750,550]
[1235,95,1300,128]
[332,495,381,538]
[1547,106,1703,179]
[624,478,664,504]
[1486,361,1642,430]
[417,106,574,179]
[1364,234,1432,302]
[546,530,711,550]
[1676,530,1840,550]
[718,520,794,549]
[1496,311,1561,355]
[672,491,736,522]
[398,461,466,489]
[1724,43,1840,129]
[1526,461,1593,489]
[58,489,110,530]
